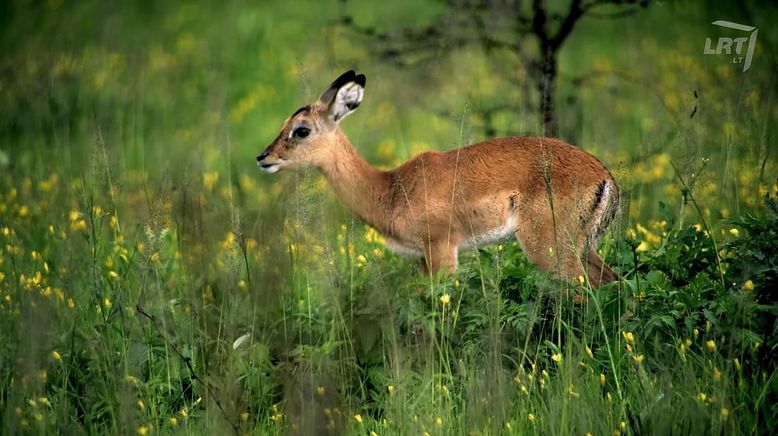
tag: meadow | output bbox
[0,0,776,434]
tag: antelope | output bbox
[257,71,619,287]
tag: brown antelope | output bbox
[257,71,619,287]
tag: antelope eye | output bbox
[292,127,310,138]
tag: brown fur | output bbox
[258,73,619,287]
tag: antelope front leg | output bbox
[420,240,458,276]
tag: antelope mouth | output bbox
[258,162,280,173]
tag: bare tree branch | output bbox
[341,0,652,139]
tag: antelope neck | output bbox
[317,134,392,231]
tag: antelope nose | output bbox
[257,151,269,162]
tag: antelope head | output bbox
[256,70,366,173]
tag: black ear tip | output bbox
[329,70,357,89]
[355,74,366,87]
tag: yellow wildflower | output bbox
[70,219,87,232]
[729,228,739,237]
[551,353,563,363]
[527,413,536,423]
[203,171,219,191]
[439,294,451,305]
[743,280,754,291]
[706,340,717,351]
[354,414,363,424]
[51,351,62,362]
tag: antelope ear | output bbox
[317,70,366,123]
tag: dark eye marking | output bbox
[292,127,310,138]
[291,105,311,118]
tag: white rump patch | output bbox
[383,236,423,257]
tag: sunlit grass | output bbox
[1,165,774,434]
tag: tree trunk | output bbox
[537,47,558,138]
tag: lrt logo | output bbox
[703,20,757,72]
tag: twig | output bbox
[669,162,726,289]
[135,305,240,435]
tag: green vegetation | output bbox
[0,0,776,434]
